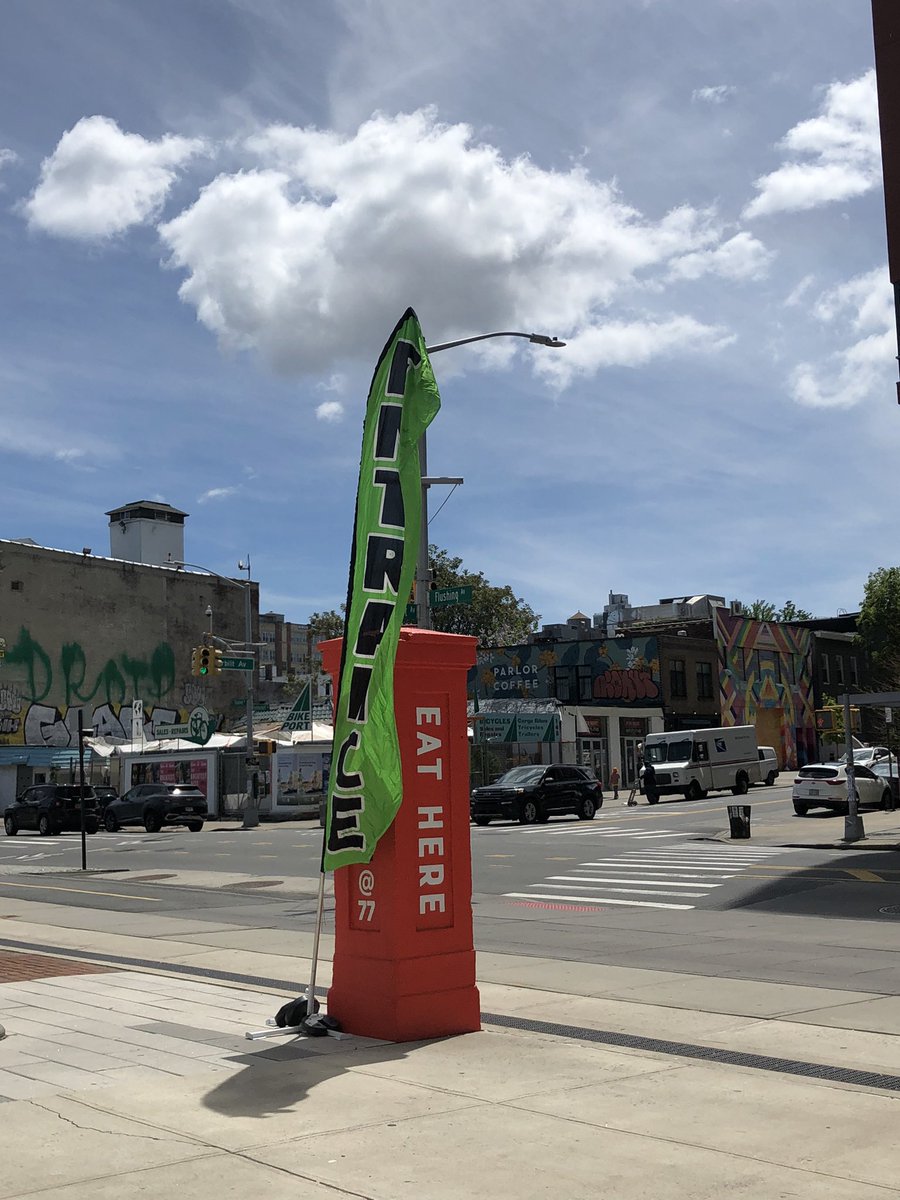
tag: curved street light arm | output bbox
[426,331,566,354]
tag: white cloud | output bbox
[24,116,205,239]
[534,315,735,389]
[315,400,344,422]
[744,71,880,218]
[667,231,773,282]
[0,148,18,169]
[789,267,895,409]
[198,486,238,503]
[692,85,734,105]
[158,109,743,381]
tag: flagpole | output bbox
[304,867,327,1011]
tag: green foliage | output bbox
[308,609,344,640]
[856,566,900,685]
[743,599,812,622]
[428,545,539,647]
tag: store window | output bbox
[696,662,714,700]
[552,667,572,703]
[670,659,687,698]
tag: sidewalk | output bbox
[1,897,899,1199]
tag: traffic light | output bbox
[210,648,224,675]
[815,709,834,732]
[198,646,212,676]
[191,647,202,677]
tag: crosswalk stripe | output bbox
[546,875,718,889]
[504,892,695,911]
[540,883,708,898]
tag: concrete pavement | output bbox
[1,892,899,1199]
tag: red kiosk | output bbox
[320,628,481,1042]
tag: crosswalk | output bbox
[0,831,177,860]
[542,823,687,839]
[504,843,796,911]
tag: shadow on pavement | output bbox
[203,1032,411,1120]
[725,851,900,921]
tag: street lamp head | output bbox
[528,334,566,348]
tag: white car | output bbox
[793,763,894,816]
[836,746,892,768]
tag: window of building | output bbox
[850,656,859,686]
[670,659,687,698]
[696,662,714,700]
[820,654,830,685]
[835,656,845,686]
[577,665,593,702]
[552,667,571,703]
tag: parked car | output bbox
[837,746,892,768]
[470,764,602,826]
[4,784,100,836]
[102,784,207,832]
[93,786,119,810]
[756,746,779,787]
[792,763,893,815]
[870,760,900,806]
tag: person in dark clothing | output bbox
[642,758,659,805]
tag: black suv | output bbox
[470,765,602,826]
[4,784,100,836]
[102,784,207,832]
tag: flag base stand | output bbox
[245,1018,346,1043]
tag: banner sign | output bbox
[281,682,312,732]
[324,309,441,870]
[474,712,560,744]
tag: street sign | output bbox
[430,585,473,609]
[220,656,255,671]
[404,603,418,623]
[155,705,214,745]
[131,698,143,742]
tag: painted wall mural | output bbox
[472,637,661,706]
[0,625,187,746]
[715,610,815,769]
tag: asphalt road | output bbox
[1,782,898,993]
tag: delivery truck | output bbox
[640,725,759,803]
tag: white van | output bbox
[756,746,779,787]
[641,725,759,802]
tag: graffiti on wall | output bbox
[472,637,661,706]
[2,627,176,706]
[0,687,187,747]
[0,626,190,746]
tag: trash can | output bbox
[727,804,751,839]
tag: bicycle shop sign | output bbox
[155,705,214,745]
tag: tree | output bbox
[427,545,539,647]
[743,599,812,622]
[307,610,344,640]
[856,567,900,687]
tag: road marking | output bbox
[540,882,708,898]
[546,875,716,889]
[0,881,163,901]
[504,891,695,911]
[845,867,887,882]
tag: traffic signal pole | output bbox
[243,573,258,829]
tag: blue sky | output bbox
[0,1,895,626]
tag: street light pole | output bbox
[415,331,566,630]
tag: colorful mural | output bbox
[472,637,661,707]
[715,611,815,769]
[0,626,202,747]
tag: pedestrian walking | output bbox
[609,767,620,801]
[643,759,659,805]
